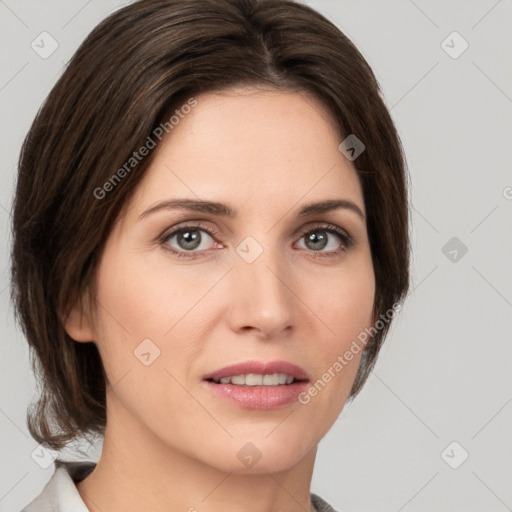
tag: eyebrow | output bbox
[138,198,365,221]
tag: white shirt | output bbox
[21,460,338,512]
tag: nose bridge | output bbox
[229,234,295,335]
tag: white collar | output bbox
[22,460,95,512]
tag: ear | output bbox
[62,289,96,343]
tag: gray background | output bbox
[1,1,511,511]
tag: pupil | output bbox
[306,231,327,250]
[179,230,201,250]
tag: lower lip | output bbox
[202,380,309,409]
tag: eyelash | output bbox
[158,222,354,260]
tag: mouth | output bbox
[205,373,305,386]
[202,360,310,409]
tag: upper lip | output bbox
[203,360,309,382]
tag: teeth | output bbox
[231,375,247,385]
[215,373,296,386]
[263,374,278,385]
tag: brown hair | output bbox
[11,0,410,450]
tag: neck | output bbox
[77,398,318,512]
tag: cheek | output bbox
[308,253,375,348]
[303,252,375,398]
[91,245,225,389]
[91,249,197,418]
[94,246,208,340]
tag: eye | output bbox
[158,221,354,259]
[295,224,353,257]
[160,222,220,258]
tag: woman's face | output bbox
[79,87,375,473]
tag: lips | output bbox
[202,360,309,383]
[202,360,310,409]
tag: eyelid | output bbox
[296,222,352,242]
[295,222,355,253]
[158,221,222,248]
[163,221,221,238]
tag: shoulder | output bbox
[310,491,339,512]
[20,460,96,512]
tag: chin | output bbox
[202,432,316,475]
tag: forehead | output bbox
[124,87,364,221]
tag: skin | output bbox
[66,86,376,512]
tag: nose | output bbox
[227,245,296,340]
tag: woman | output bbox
[11,0,410,510]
